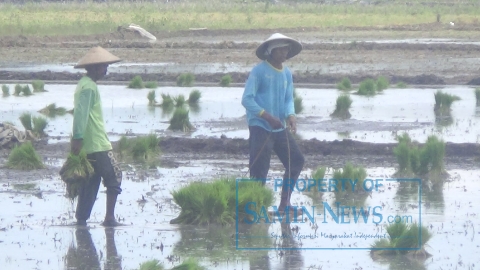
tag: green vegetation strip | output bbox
[1,1,480,36]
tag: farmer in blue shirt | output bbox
[242,33,305,214]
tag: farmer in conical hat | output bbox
[241,33,305,215]
[71,47,123,226]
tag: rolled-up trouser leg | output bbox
[248,126,273,185]
[273,130,305,209]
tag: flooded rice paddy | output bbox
[1,84,480,269]
[0,84,479,143]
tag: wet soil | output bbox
[2,25,480,85]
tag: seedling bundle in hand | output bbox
[59,151,94,199]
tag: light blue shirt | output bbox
[241,61,295,132]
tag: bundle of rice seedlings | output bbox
[177,73,195,87]
[38,103,67,117]
[188,89,201,104]
[171,178,273,225]
[376,76,389,91]
[312,167,326,180]
[116,136,129,158]
[145,81,158,89]
[357,79,377,96]
[434,91,460,113]
[332,162,367,194]
[293,89,303,114]
[116,134,160,164]
[168,107,193,132]
[14,84,23,96]
[7,141,44,170]
[160,93,174,107]
[147,90,156,106]
[128,75,144,89]
[330,94,352,119]
[31,80,45,92]
[22,85,33,96]
[418,135,445,178]
[139,259,164,270]
[371,223,432,257]
[337,77,352,91]
[171,258,206,270]
[32,116,48,136]
[220,74,232,87]
[19,112,33,131]
[59,151,94,199]
[2,85,9,96]
[174,94,186,107]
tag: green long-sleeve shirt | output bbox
[72,76,112,154]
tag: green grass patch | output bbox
[147,90,156,106]
[376,76,389,91]
[38,103,67,117]
[357,78,377,96]
[7,141,44,170]
[220,74,232,87]
[434,90,460,113]
[371,222,432,256]
[59,151,94,199]
[330,94,352,119]
[337,77,352,91]
[1,2,479,36]
[169,107,193,132]
[19,112,32,131]
[171,178,273,225]
[31,80,46,92]
[145,81,158,89]
[128,75,144,89]
[177,73,195,87]
[396,82,408,88]
[2,85,9,97]
[32,116,48,136]
[188,89,201,104]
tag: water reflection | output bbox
[64,228,122,270]
[372,254,427,270]
[435,111,453,128]
[275,222,304,270]
[395,181,445,213]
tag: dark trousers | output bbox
[76,151,122,221]
[248,126,305,207]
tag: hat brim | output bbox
[255,38,302,60]
[74,59,121,69]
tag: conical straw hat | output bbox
[74,46,121,69]
[255,33,302,60]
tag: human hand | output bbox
[261,112,284,130]
[287,115,297,134]
[71,139,83,155]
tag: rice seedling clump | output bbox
[171,178,273,225]
[2,85,9,96]
[38,103,67,117]
[145,81,158,89]
[293,89,303,114]
[169,108,193,132]
[32,80,46,92]
[371,223,432,257]
[337,77,352,91]
[128,75,145,89]
[177,73,195,87]
[357,78,377,96]
[376,76,389,91]
[7,141,44,170]
[59,151,94,199]
[220,74,232,87]
[188,89,201,104]
[330,94,352,119]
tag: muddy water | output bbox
[1,161,479,270]
[0,84,478,144]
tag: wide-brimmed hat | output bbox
[74,46,122,69]
[255,33,302,60]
